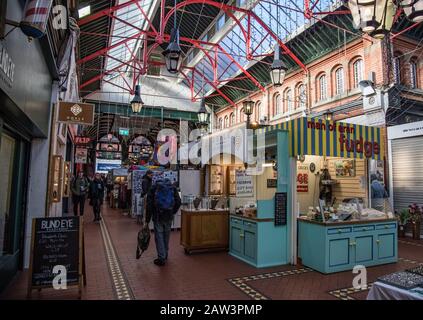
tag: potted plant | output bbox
[397,209,410,238]
[409,204,422,240]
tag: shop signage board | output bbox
[57,102,94,125]
[0,40,15,89]
[387,120,423,140]
[235,170,254,197]
[274,192,287,226]
[75,147,88,164]
[267,179,277,188]
[75,136,91,145]
[27,216,85,298]
[257,117,384,160]
[95,159,122,174]
[297,164,309,193]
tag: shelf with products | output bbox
[208,165,223,195]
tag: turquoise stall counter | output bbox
[229,215,287,268]
[298,218,398,274]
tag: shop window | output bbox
[335,67,345,95]
[318,74,327,101]
[273,93,281,116]
[410,59,418,89]
[224,115,229,128]
[352,59,363,89]
[0,133,15,256]
[147,53,162,76]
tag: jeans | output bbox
[92,198,102,220]
[73,195,86,216]
[154,219,172,261]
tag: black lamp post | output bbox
[163,0,182,73]
[130,84,144,113]
[270,45,288,87]
[243,99,254,129]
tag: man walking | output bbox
[71,171,90,216]
[90,173,105,222]
[146,178,181,266]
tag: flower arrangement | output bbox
[408,204,422,224]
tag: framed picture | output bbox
[334,159,355,177]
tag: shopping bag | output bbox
[136,224,150,259]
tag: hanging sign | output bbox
[57,102,94,125]
[119,128,129,136]
[75,148,88,164]
[0,40,15,88]
[27,216,86,298]
[75,136,91,145]
[235,170,254,197]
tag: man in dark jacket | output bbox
[141,170,153,197]
[90,173,105,222]
[71,171,90,216]
[146,178,181,266]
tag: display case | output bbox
[227,165,244,195]
[49,155,63,203]
[208,165,223,195]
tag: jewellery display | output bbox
[378,271,423,290]
[406,265,423,277]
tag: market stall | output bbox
[196,117,396,270]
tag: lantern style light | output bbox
[243,100,254,117]
[163,28,182,74]
[270,45,288,87]
[198,98,210,125]
[131,85,144,113]
[401,0,423,23]
[348,0,396,37]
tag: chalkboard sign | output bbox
[274,192,287,226]
[267,179,277,188]
[28,216,84,297]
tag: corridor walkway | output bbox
[2,204,423,300]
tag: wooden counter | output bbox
[180,209,229,254]
[298,218,398,274]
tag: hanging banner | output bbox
[75,148,88,164]
[57,102,95,125]
[236,170,254,197]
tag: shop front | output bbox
[190,117,396,271]
[0,1,54,291]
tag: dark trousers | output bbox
[92,198,102,220]
[154,219,172,261]
[73,195,86,216]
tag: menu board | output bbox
[235,170,254,197]
[29,217,82,289]
[274,192,287,226]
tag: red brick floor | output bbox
[1,203,422,300]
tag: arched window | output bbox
[224,115,229,128]
[284,89,293,113]
[230,112,235,126]
[393,54,401,84]
[352,59,363,88]
[218,118,223,130]
[410,59,418,89]
[318,74,327,101]
[239,108,245,122]
[273,93,281,116]
[335,67,345,95]
[255,101,261,122]
[297,84,306,109]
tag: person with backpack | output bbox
[71,171,90,216]
[146,178,181,266]
[90,172,105,222]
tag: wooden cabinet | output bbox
[180,209,229,254]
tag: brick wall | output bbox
[214,35,422,130]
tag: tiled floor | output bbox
[1,203,422,300]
